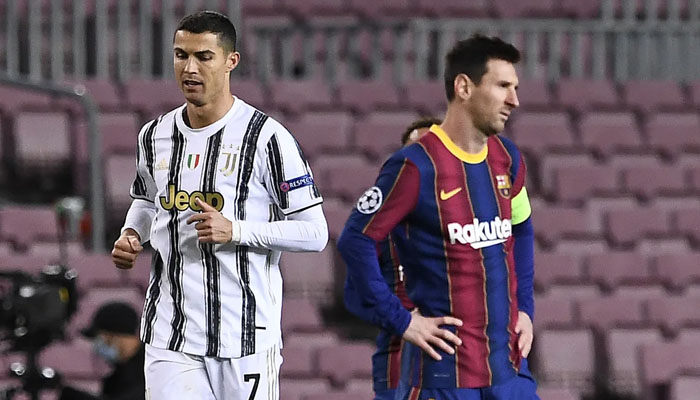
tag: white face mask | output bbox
[94,336,119,364]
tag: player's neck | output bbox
[185,91,234,129]
[441,107,488,154]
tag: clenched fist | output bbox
[112,228,143,269]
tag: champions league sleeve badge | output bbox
[356,186,383,214]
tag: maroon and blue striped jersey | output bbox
[338,125,532,388]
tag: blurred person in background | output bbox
[110,10,328,400]
[59,302,145,400]
[338,34,538,399]
[344,116,441,400]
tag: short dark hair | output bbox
[176,11,237,53]
[401,117,442,145]
[444,34,520,101]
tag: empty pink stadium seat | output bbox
[99,112,140,156]
[317,343,374,386]
[509,111,576,156]
[279,378,332,400]
[415,0,489,16]
[621,162,687,200]
[531,204,597,245]
[579,112,642,156]
[105,154,137,214]
[536,329,595,388]
[651,252,700,290]
[280,346,315,378]
[560,0,602,17]
[536,387,579,400]
[282,298,324,334]
[645,112,700,157]
[0,206,59,250]
[638,342,700,389]
[648,295,700,335]
[556,79,619,112]
[353,111,419,160]
[67,252,128,290]
[577,296,645,331]
[688,80,700,108]
[305,393,367,400]
[550,163,618,203]
[313,154,379,201]
[321,198,353,240]
[606,328,664,390]
[14,112,71,167]
[533,294,576,330]
[123,79,184,117]
[586,251,652,290]
[231,78,267,110]
[492,0,557,17]
[671,375,700,400]
[605,206,670,246]
[285,112,352,159]
[2,254,57,274]
[39,338,109,379]
[280,245,335,298]
[279,0,345,16]
[534,251,582,289]
[268,79,332,115]
[0,85,51,113]
[674,208,700,243]
[239,0,280,16]
[59,79,122,111]
[336,80,400,114]
[403,80,446,116]
[622,80,686,113]
[514,79,552,110]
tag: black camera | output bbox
[0,264,78,351]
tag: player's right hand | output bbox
[112,230,143,269]
[402,309,463,361]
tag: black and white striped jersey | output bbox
[128,97,322,358]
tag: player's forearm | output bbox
[513,216,535,320]
[337,225,412,336]
[237,205,328,252]
[122,199,156,244]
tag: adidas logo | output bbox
[155,159,168,171]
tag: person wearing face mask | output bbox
[59,301,145,400]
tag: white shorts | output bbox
[144,344,282,400]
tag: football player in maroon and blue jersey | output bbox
[339,35,539,400]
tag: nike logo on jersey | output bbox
[440,187,462,201]
[160,184,224,212]
[447,217,512,249]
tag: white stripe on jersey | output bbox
[132,97,322,358]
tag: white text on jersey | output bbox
[447,217,512,249]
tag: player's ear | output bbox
[454,73,472,101]
[226,51,240,73]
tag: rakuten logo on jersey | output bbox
[447,217,512,249]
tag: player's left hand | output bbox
[186,198,234,244]
[515,311,533,358]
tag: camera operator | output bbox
[59,302,145,400]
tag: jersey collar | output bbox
[429,124,488,164]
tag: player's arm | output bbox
[511,153,535,357]
[338,154,462,361]
[112,120,159,269]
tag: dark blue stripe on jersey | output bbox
[142,250,164,343]
[200,128,224,356]
[266,134,288,209]
[465,161,515,383]
[235,110,268,356]
[497,136,521,183]
[166,121,187,351]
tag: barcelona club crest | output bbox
[187,153,201,169]
[496,175,511,198]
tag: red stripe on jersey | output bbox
[362,159,420,242]
[421,134,492,387]
[487,137,522,370]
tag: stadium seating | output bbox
[535,329,596,389]
[285,111,353,159]
[645,112,700,157]
[578,111,644,156]
[556,78,619,112]
[316,342,374,387]
[509,111,577,157]
[622,80,687,113]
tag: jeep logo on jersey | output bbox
[281,174,314,192]
[160,184,224,212]
[356,186,383,214]
[447,217,512,249]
